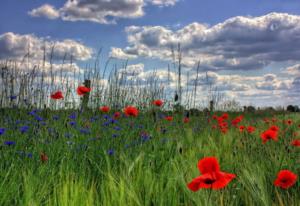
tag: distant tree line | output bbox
[287,105,300,112]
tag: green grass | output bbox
[0,109,299,206]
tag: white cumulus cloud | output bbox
[28,4,60,19]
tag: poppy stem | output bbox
[207,185,213,204]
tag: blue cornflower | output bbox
[79,128,90,134]
[40,121,46,125]
[17,151,32,158]
[103,114,110,120]
[112,134,118,138]
[69,121,76,127]
[28,109,38,115]
[69,113,77,119]
[35,115,43,121]
[107,149,114,155]
[4,141,15,146]
[10,95,17,100]
[52,115,60,121]
[20,125,29,134]
[141,133,151,142]
[110,118,117,124]
[0,128,5,135]
[138,125,144,129]
[158,113,165,119]
[90,117,97,122]
[102,122,110,127]
[114,126,121,131]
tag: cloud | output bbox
[59,0,144,24]
[29,0,180,24]
[109,47,137,59]
[291,76,300,92]
[284,64,300,75]
[147,0,179,7]
[113,13,300,71]
[0,32,92,90]
[116,64,178,87]
[0,32,93,61]
[28,4,60,19]
[118,63,144,75]
[255,74,291,90]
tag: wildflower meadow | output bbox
[0,87,299,205]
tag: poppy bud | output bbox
[152,111,156,122]
[40,152,48,163]
[179,147,183,154]
[185,111,190,118]
[174,93,178,102]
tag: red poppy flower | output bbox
[247,126,255,134]
[285,119,293,125]
[239,125,245,132]
[187,157,236,191]
[212,125,217,129]
[153,99,163,107]
[217,117,224,124]
[100,106,110,113]
[183,117,190,123]
[260,129,278,144]
[219,122,228,128]
[165,116,173,121]
[212,115,218,120]
[291,139,300,147]
[40,152,48,163]
[124,106,139,117]
[50,91,64,100]
[264,118,270,124]
[221,113,229,120]
[113,112,121,119]
[274,170,297,189]
[231,115,243,127]
[77,86,91,96]
[269,125,279,132]
[272,118,277,123]
[221,127,228,134]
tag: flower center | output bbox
[203,178,216,184]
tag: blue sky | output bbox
[0,0,300,107]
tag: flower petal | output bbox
[198,157,220,174]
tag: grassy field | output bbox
[0,108,299,206]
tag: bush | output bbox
[244,106,256,113]
[287,105,299,112]
[189,108,201,116]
